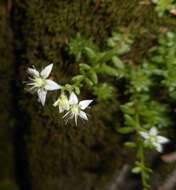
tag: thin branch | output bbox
[106,164,130,190]
[159,168,176,190]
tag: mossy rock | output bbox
[12,0,176,189]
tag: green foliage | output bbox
[129,67,151,93]
[148,31,176,99]
[68,31,133,99]
[152,0,176,16]
[121,98,171,129]
[118,126,135,134]
[69,34,96,62]
[66,30,176,189]
[66,28,176,189]
[93,83,115,101]
[107,31,133,54]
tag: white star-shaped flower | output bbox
[140,127,169,152]
[27,63,61,106]
[53,93,70,113]
[63,92,93,125]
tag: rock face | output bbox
[0,3,18,190]
[1,0,176,190]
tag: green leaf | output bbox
[112,56,124,69]
[151,55,163,63]
[107,38,116,47]
[85,78,94,86]
[89,70,98,84]
[98,49,117,63]
[93,83,114,101]
[118,127,134,134]
[79,63,91,70]
[121,102,135,115]
[130,68,151,92]
[74,86,80,95]
[72,75,84,83]
[124,114,136,127]
[64,84,73,92]
[117,44,131,55]
[124,142,136,148]
[84,47,97,63]
[98,64,118,77]
[132,167,141,174]
[144,167,153,174]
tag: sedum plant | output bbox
[69,30,133,95]
[151,0,176,16]
[25,30,176,189]
[148,31,176,99]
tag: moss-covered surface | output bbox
[0,4,18,190]
[10,0,176,190]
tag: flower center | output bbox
[35,77,46,88]
[60,95,69,108]
[71,104,80,115]
[149,135,157,144]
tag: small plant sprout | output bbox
[27,63,61,106]
[53,93,70,113]
[63,92,93,125]
[140,127,169,152]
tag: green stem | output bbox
[134,99,149,190]
[139,144,148,189]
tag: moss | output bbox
[12,0,176,190]
[0,5,17,190]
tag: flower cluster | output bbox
[27,63,93,125]
[54,92,93,125]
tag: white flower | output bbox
[151,0,158,4]
[63,92,93,125]
[53,93,70,113]
[140,127,169,152]
[27,63,61,106]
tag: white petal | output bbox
[59,106,65,113]
[63,111,70,118]
[157,136,169,144]
[155,143,163,152]
[45,79,61,91]
[75,115,78,126]
[28,68,39,77]
[79,100,93,110]
[63,103,70,111]
[66,103,70,109]
[69,92,78,105]
[37,90,47,106]
[53,99,59,107]
[41,63,53,78]
[149,127,158,136]
[140,131,149,139]
[79,111,88,120]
